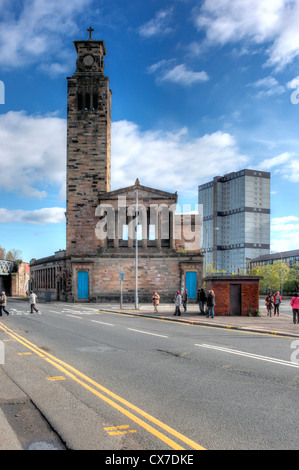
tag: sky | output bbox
[0,0,299,262]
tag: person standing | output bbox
[152,291,160,313]
[206,290,215,318]
[273,291,282,316]
[265,292,274,317]
[198,288,207,315]
[29,290,39,314]
[174,291,181,316]
[291,293,299,324]
[0,291,10,316]
[182,289,188,312]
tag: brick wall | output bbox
[205,276,260,316]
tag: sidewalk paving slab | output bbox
[97,303,299,338]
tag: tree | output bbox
[0,245,23,262]
[283,263,299,294]
[0,245,5,260]
[250,261,289,293]
[5,249,22,262]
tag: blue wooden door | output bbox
[77,271,89,299]
[186,271,197,299]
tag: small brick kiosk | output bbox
[203,275,262,316]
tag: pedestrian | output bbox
[174,291,181,316]
[198,288,207,315]
[265,292,274,317]
[29,290,39,314]
[182,289,188,312]
[291,293,299,324]
[0,291,10,316]
[152,291,160,313]
[273,291,282,316]
[206,290,215,318]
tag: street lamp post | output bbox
[203,226,219,276]
[271,251,284,295]
[134,189,139,309]
[119,272,125,309]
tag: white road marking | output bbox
[127,328,168,338]
[195,343,299,368]
[91,320,114,326]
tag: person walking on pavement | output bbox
[206,290,215,318]
[152,291,160,313]
[182,289,188,312]
[265,292,274,317]
[291,293,299,324]
[174,291,181,316]
[273,291,282,316]
[29,290,39,314]
[0,291,10,316]
[198,288,207,315]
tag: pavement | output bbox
[99,302,299,339]
[1,300,298,450]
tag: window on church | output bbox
[122,225,128,241]
[149,224,156,240]
[78,93,83,110]
[85,93,90,110]
[93,93,98,110]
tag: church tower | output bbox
[66,28,111,256]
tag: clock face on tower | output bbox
[83,54,95,66]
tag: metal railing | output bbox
[0,260,14,275]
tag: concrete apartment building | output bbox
[248,249,299,271]
[198,169,271,274]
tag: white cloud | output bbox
[257,152,299,182]
[271,215,299,252]
[0,111,66,198]
[0,0,92,72]
[250,76,285,98]
[138,8,174,38]
[0,207,65,225]
[111,120,249,196]
[147,60,209,86]
[161,64,209,86]
[195,0,299,69]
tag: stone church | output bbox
[30,31,203,303]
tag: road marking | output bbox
[104,424,137,436]
[195,343,299,368]
[46,376,66,381]
[91,320,114,326]
[127,328,168,338]
[0,322,205,451]
[66,314,82,319]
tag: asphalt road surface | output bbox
[0,300,298,450]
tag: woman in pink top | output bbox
[290,293,299,324]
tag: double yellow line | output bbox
[0,322,205,451]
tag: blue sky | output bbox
[0,0,299,262]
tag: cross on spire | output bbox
[87,27,94,40]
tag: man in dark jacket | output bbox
[198,288,207,315]
[206,290,215,318]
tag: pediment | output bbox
[100,179,177,202]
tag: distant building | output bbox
[0,260,30,296]
[198,169,270,273]
[248,249,299,271]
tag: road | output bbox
[0,299,298,451]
